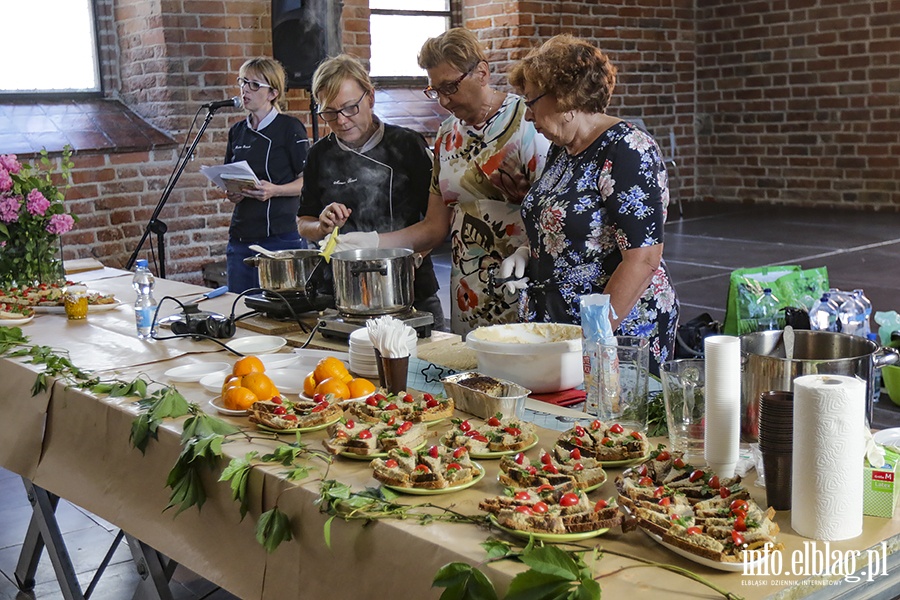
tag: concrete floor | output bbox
[1,202,898,598]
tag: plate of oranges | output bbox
[206,355,286,415]
[301,356,377,403]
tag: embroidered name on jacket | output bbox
[332,177,359,185]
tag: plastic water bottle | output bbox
[853,289,872,338]
[868,332,882,404]
[133,259,158,340]
[809,293,838,331]
[755,288,781,331]
[836,290,865,337]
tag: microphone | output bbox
[202,97,241,110]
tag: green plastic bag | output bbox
[723,265,829,335]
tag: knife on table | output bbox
[186,285,228,305]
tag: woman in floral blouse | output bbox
[504,34,679,375]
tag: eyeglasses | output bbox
[423,64,478,99]
[317,91,369,122]
[524,92,547,109]
[237,77,272,92]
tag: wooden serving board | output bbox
[236,314,310,335]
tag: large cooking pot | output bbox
[243,249,322,293]
[331,248,416,316]
[740,329,900,441]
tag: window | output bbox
[369,0,452,79]
[1,0,100,94]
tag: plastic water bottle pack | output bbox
[809,288,871,337]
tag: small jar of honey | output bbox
[64,285,89,320]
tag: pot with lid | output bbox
[330,248,417,316]
[740,329,900,441]
[243,249,322,294]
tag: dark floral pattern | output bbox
[520,121,679,375]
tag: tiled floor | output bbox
[1,202,898,598]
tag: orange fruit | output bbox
[222,374,242,395]
[314,377,350,400]
[314,356,352,385]
[233,356,265,377]
[303,371,317,397]
[241,372,280,401]
[223,386,258,410]
[348,377,376,399]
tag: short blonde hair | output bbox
[418,27,487,74]
[508,34,617,114]
[312,54,374,108]
[239,57,288,111]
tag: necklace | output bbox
[478,89,498,126]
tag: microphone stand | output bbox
[126,106,224,277]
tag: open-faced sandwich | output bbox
[322,417,427,456]
[370,444,478,490]
[0,302,34,319]
[479,481,621,535]
[0,282,115,307]
[248,395,342,430]
[615,449,782,563]
[498,447,607,490]
[440,414,536,454]
[556,419,650,462]
[347,390,454,424]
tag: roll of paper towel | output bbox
[791,374,866,541]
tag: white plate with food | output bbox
[640,528,766,573]
[227,335,286,355]
[165,362,230,383]
[208,396,249,416]
[33,300,123,313]
[0,315,34,327]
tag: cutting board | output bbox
[236,314,310,335]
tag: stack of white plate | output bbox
[348,327,417,378]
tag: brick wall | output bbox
[59,0,899,286]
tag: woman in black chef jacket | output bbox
[224,57,310,292]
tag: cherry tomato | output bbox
[731,530,745,547]
[526,466,538,476]
[345,419,355,429]
[532,501,549,514]
[415,464,431,473]
[653,486,666,498]
[734,515,748,532]
[610,423,624,434]
[540,453,552,465]
[560,493,580,507]
[514,491,531,501]
[453,447,468,459]
[730,499,749,515]
[397,421,413,435]
[446,462,462,471]
[658,496,671,507]
[630,431,643,440]
[601,437,614,447]
[514,452,526,465]
[311,403,327,412]
[574,425,586,437]
[487,416,502,426]
[471,434,489,443]
[459,420,472,433]
[637,464,649,477]
[357,429,373,439]
[573,463,584,472]
[638,476,654,487]
[673,457,686,469]
[594,499,609,512]
[570,448,582,460]
[655,450,671,461]
[572,437,584,447]
[365,396,379,406]
[515,505,533,515]
[504,427,522,436]
[428,445,439,458]
[372,393,387,403]
[384,403,398,411]
[384,459,399,468]
[719,486,731,499]
[423,393,434,403]
[402,394,414,403]
[689,469,705,483]
[542,463,559,474]
[386,416,396,426]
[283,414,298,422]
[273,406,287,415]
[425,398,439,408]
[536,484,554,493]
[335,430,349,440]
[708,475,720,490]
[590,419,603,431]
[686,526,702,536]
[271,396,282,404]
[312,393,325,403]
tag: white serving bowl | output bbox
[465,323,583,394]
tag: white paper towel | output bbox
[704,335,741,477]
[791,374,866,541]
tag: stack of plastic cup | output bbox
[757,390,794,510]
[703,335,742,478]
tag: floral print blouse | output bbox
[520,120,679,374]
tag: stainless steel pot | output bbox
[243,249,322,293]
[740,329,900,441]
[331,248,416,316]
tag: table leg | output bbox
[125,534,177,600]
[13,480,61,590]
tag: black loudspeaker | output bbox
[272,0,343,90]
